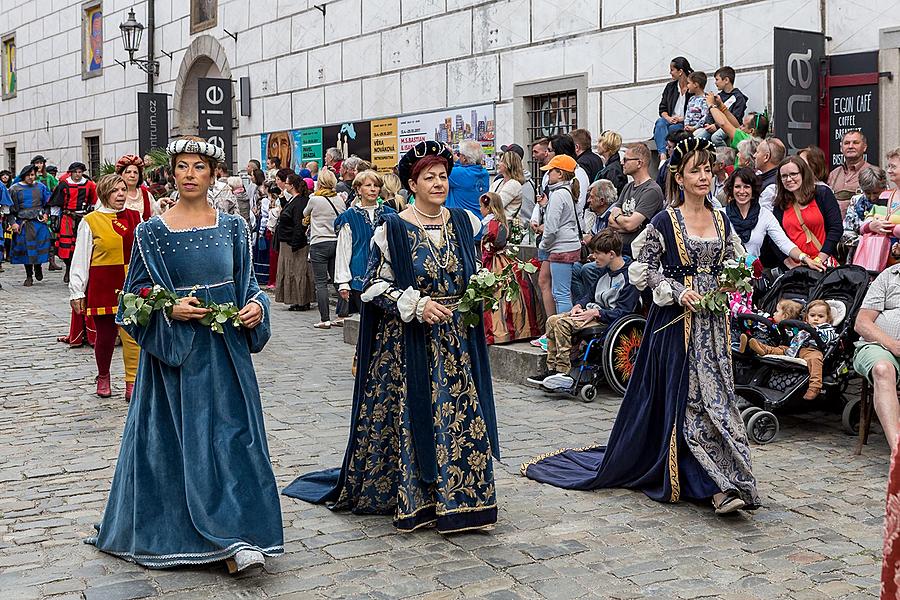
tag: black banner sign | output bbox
[828,51,880,168]
[137,92,169,157]
[198,77,233,169]
[773,28,825,155]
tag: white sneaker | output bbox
[229,549,265,573]
[542,373,574,391]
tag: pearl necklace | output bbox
[412,206,451,270]
[412,203,442,219]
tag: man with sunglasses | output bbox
[608,143,664,258]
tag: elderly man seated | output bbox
[854,263,900,450]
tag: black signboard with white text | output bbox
[826,51,880,168]
[137,92,169,157]
[773,28,825,155]
[198,77,233,169]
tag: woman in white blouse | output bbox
[724,167,823,270]
[489,151,525,221]
[303,168,347,328]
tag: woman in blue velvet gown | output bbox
[283,141,501,533]
[522,138,760,514]
[85,138,283,572]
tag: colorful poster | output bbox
[398,104,496,168]
[299,128,323,167]
[85,5,103,73]
[370,118,398,173]
[262,131,294,170]
[2,37,15,97]
[322,121,371,163]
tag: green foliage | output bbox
[455,260,537,327]
[119,285,243,334]
[99,161,116,176]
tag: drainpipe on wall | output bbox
[147,0,155,93]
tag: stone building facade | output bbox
[0,0,899,174]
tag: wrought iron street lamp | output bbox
[119,8,158,76]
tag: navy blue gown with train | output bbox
[522,208,759,507]
[85,213,284,568]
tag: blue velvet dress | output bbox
[85,213,284,568]
[522,208,760,508]
[283,209,501,533]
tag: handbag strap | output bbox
[324,196,341,218]
[791,202,823,251]
[564,186,585,240]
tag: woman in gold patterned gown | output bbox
[283,141,501,532]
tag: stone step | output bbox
[341,315,544,384]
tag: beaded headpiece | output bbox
[668,137,714,173]
[166,139,225,163]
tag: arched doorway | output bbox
[171,35,236,161]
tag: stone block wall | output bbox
[0,0,898,172]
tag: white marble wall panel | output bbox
[342,33,382,80]
[382,23,422,73]
[601,82,665,142]
[249,0,279,29]
[447,54,499,106]
[325,80,362,123]
[235,24,262,68]
[263,93,293,132]
[499,42,565,100]
[636,12,719,82]
[564,29,634,88]
[402,0,445,22]
[221,2,248,34]
[423,10,472,64]
[603,0,674,27]
[494,102,513,147]
[472,0,531,54]
[679,0,734,10]
[362,73,402,119]
[104,115,127,143]
[531,0,600,43]
[324,0,361,42]
[724,0,820,69]
[250,60,277,99]
[277,52,308,94]
[826,0,900,55]
[308,44,342,86]
[277,0,308,19]
[237,136,253,163]
[401,63,447,113]
[588,91,601,139]
[268,16,294,60]
[363,0,400,33]
[291,9,325,52]
[734,69,769,115]
[291,88,325,127]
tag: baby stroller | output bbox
[732,265,869,444]
[540,298,646,402]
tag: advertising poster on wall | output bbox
[259,103,496,173]
[399,104,496,167]
[322,121,372,164]
[370,118,398,172]
[299,128,323,167]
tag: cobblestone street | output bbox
[0,265,889,599]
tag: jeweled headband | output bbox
[166,139,225,163]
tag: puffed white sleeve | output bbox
[334,223,353,291]
[360,224,430,323]
[68,218,94,301]
[627,223,686,306]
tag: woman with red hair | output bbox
[285,141,501,534]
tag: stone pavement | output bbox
[0,263,888,599]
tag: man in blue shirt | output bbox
[446,139,489,217]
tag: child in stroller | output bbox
[732,265,870,444]
[739,299,838,400]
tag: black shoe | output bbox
[288,304,302,311]
[23,276,33,287]
[526,370,554,386]
[34,265,43,281]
